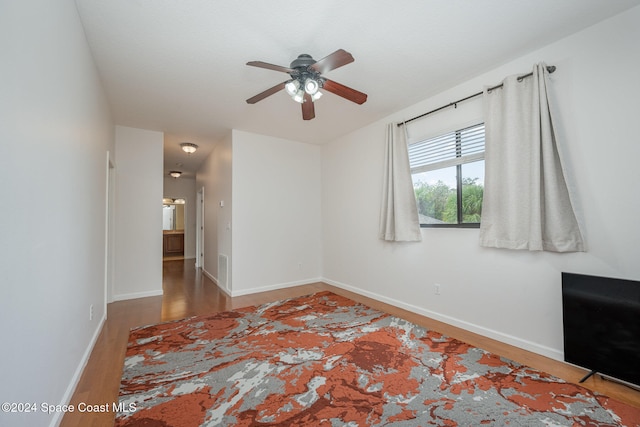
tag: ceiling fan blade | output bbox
[309,49,354,74]
[246,61,293,74]
[302,93,315,120]
[322,79,367,105]
[246,81,287,104]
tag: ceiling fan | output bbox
[245,49,367,120]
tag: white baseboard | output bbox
[170,271,563,360]
[201,267,216,284]
[202,268,232,297]
[322,277,563,361]
[50,314,106,427]
[112,289,163,301]
[230,277,323,297]
[200,268,322,299]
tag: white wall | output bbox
[196,129,323,296]
[0,1,113,426]
[196,133,233,291]
[113,126,164,300]
[232,130,322,295]
[322,6,640,360]
[163,176,197,258]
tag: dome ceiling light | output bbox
[180,142,198,154]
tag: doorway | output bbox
[162,198,185,260]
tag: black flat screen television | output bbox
[562,272,640,387]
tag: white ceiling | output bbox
[74,0,640,177]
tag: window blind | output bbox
[408,123,485,173]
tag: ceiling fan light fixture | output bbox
[304,78,319,95]
[169,171,182,178]
[292,89,305,103]
[311,91,323,101]
[285,80,300,96]
[180,142,198,154]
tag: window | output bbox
[408,123,485,227]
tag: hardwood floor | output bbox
[61,259,640,426]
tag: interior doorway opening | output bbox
[163,198,185,260]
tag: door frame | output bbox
[195,187,205,269]
[104,151,115,310]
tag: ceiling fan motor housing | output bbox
[289,54,316,70]
[289,54,324,90]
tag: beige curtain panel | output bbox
[479,63,584,252]
[379,123,422,242]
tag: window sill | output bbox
[419,223,480,229]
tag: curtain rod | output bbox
[398,65,556,127]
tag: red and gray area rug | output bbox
[115,291,639,426]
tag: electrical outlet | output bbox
[89,304,94,321]
[434,284,441,295]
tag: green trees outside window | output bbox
[414,177,483,224]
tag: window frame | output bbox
[408,123,485,229]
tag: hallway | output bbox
[160,259,231,320]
